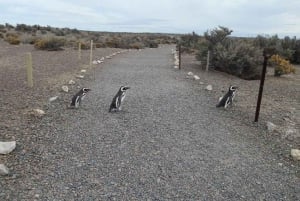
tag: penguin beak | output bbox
[124,87,130,90]
[84,88,91,92]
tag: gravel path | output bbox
[1,45,299,200]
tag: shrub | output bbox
[270,54,296,76]
[34,38,65,50]
[5,34,20,45]
[129,42,144,49]
[212,40,262,80]
[95,43,106,48]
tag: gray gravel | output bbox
[1,45,299,200]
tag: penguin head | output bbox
[229,86,237,92]
[82,88,91,93]
[120,86,130,92]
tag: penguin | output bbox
[216,85,237,108]
[70,88,91,108]
[109,86,130,112]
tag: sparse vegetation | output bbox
[179,26,300,80]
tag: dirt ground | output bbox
[180,54,300,150]
[0,42,299,167]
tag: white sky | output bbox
[0,0,299,37]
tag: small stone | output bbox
[193,75,200,80]
[206,85,213,91]
[76,75,84,79]
[199,82,204,85]
[61,85,69,93]
[92,60,98,64]
[0,141,16,154]
[80,69,87,73]
[49,96,58,102]
[31,109,45,117]
[278,163,283,166]
[174,66,178,69]
[68,80,75,85]
[0,164,9,175]
[266,122,277,132]
[34,194,40,198]
[291,149,300,161]
[187,72,194,76]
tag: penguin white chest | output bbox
[121,93,126,103]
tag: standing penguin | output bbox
[70,88,91,108]
[109,86,130,112]
[216,85,237,108]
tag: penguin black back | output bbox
[216,86,237,108]
[109,86,130,112]
[70,88,91,108]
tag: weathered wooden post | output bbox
[178,44,181,70]
[26,52,33,87]
[206,50,210,71]
[254,48,276,122]
[78,42,81,60]
[89,40,93,66]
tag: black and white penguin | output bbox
[216,85,237,108]
[70,88,91,108]
[109,86,130,112]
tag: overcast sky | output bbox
[0,0,299,37]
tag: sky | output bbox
[0,0,300,38]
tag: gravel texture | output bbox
[1,43,299,200]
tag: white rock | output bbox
[61,85,69,93]
[0,164,9,175]
[194,75,200,80]
[291,149,300,161]
[0,141,16,154]
[266,121,277,132]
[174,66,179,69]
[76,75,84,79]
[32,109,45,117]
[68,80,75,85]
[49,96,58,102]
[199,82,204,85]
[80,69,87,73]
[206,85,213,91]
[92,60,97,64]
[187,72,194,76]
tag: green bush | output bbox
[212,40,262,80]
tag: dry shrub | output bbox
[5,33,20,45]
[34,38,65,51]
[129,42,144,49]
[270,54,296,76]
[95,43,106,48]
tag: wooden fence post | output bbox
[206,50,210,71]
[254,54,268,122]
[78,42,81,60]
[178,44,181,70]
[89,40,93,66]
[26,52,33,88]
[254,48,276,122]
